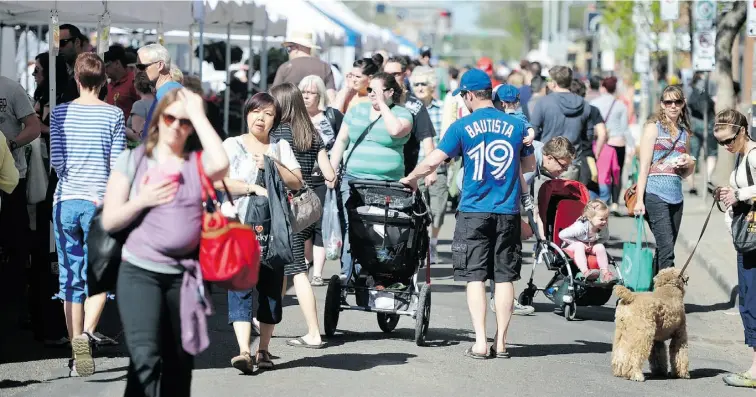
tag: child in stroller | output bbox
[558,199,616,283]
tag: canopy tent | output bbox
[0,0,289,136]
[308,0,390,53]
[256,0,349,48]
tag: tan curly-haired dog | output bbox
[611,268,690,382]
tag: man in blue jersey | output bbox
[401,69,528,359]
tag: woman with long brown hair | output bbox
[269,82,336,349]
[715,109,756,388]
[632,85,696,274]
[101,87,228,394]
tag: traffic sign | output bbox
[749,0,756,37]
[693,0,717,30]
[692,28,716,71]
[661,0,680,21]
[585,11,601,34]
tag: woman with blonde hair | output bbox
[632,85,696,275]
[298,75,343,286]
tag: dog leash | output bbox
[678,188,723,278]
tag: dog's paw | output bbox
[629,372,646,382]
[672,371,690,379]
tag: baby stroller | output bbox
[517,179,624,321]
[323,179,433,345]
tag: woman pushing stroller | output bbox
[558,199,616,283]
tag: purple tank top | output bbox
[124,152,203,265]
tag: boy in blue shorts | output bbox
[401,69,530,359]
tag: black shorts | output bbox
[451,212,522,283]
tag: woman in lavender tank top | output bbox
[100,88,229,396]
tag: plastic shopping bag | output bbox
[322,188,342,260]
[619,217,654,292]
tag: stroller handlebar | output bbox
[348,179,410,191]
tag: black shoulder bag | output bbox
[87,147,147,296]
[731,148,756,253]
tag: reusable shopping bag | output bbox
[619,216,654,292]
[322,188,342,260]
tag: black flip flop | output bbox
[489,346,510,359]
[286,337,325,349]
[464,346,490,360]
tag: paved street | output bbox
[0,212,752,397]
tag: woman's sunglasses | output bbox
[413,82,429,87]
[162,113,193,129]
[662,99,684,107]
[717,127,741,146]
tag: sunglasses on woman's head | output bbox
[162,113,193,129]
[662,99,684,107]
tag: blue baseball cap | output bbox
[452,68,492,96]
[494,84,520,103]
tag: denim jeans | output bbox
[117,262,192,397]
[339,175,361,283]
[738,251,756,347]
[227,264,284,325]
[53,199,96,303]
[643,193,683,274]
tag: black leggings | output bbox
[117,262,193,397]
[610,145,627,204]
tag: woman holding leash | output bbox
[631,85,696,275]
[714,109,756,388]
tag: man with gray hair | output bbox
[137,43,183,139]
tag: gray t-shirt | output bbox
[590,94,630,141]
[126,98,155,130]
[0,76,36,175]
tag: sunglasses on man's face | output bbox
[662,99,684,107]
[135,61,159,71]
[162,113,193,130]
[387,72,403,78]
[59,37,75,47]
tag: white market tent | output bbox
[0,0,287,135]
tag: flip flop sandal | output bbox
[464,346,490,360]
[231,352,255,375]
[256,350,275,370]
[286,337,325,349]
[489,346,511,359]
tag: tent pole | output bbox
[223,23,231,137]
[243,22,253,134]
[261,20,268,91]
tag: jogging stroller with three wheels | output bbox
[323,180,433,345]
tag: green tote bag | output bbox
[620,217,654,292]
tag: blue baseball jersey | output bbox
[438,107,526,215]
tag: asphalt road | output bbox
[1,214,753,397]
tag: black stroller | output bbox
[323,180,432,345]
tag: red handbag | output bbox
[196,152,261,291]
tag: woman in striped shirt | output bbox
[49,52,126,377]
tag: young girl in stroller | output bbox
[558,199,616,283]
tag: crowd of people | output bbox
[3,22,756,394]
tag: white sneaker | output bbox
[489,297,535,316]
[513,300,535,316]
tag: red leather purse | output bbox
[197,152,261,291]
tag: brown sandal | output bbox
[231,352,255,375]
[256,350,274,370]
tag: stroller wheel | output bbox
[564,302,577,321]
[377,313,400,333]
[324,275,342,337]
[518,290,534,307]
[414,284,431,346]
